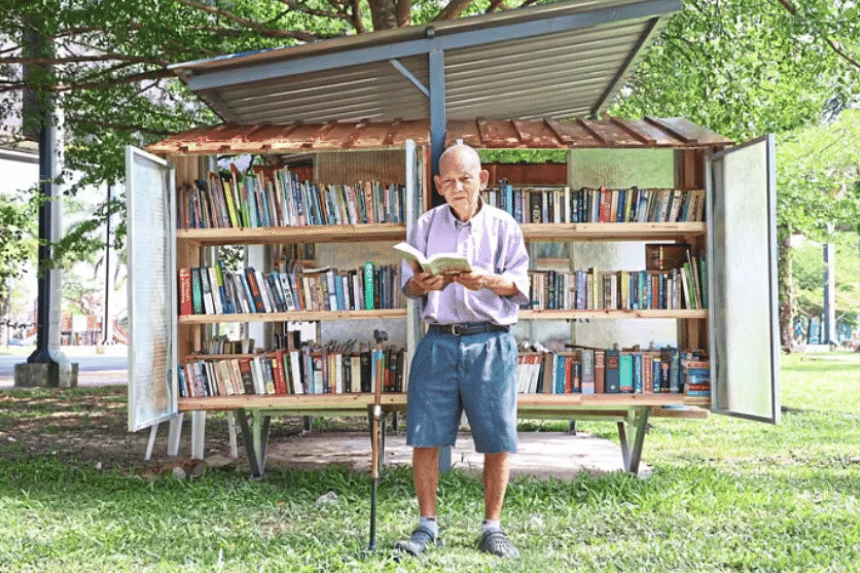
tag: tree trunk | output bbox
[368,0,399,30]
[777,227,794,353]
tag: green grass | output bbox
[0,354,859,572]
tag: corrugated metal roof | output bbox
[170,0,681,124]
[147,117,733,155]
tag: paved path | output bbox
[266,430,649,479]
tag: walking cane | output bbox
[369,402,381,550]
[368,329,387,551]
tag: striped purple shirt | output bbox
[401,200,530,326]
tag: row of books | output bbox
[178,261,404,315]
[177,165,406,229]
[483,182,706,224]
[527,265,704,311]
[179,343,405,398]
[516,346,710,396]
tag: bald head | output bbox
[435,143,488,222]
[438,143,482,174]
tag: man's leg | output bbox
[414,446,440,517]
[395,446,442,556]
[483,452,510,521]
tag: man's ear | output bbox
[479,169,490,189]
[434,174,442,195]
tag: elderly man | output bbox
[395,143,530,558]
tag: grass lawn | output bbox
[0,353,858,572]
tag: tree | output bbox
[2,0,859,349]
[0,0,541,264]
[612,0,859,142]
[775,109,860,348]
[610,0,860,350]
[0,188,37,329]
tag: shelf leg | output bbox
[627,407,650,475]
[617,420,630,470]
[252,413,271,477]
[438,446,452,473]
[618,407,650,475]
[190,410,206,460]
[236,409,261,478]
[226,411,239,458]
[167,413,184,457]
[145,423,158,461]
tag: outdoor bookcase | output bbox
[126,0,779,479]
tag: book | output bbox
[594,349,605,394]
[605,347,620,393]
[618,353,633,393]
[178,267,193,315]
[393,242,472,276]
[580,349,595,394]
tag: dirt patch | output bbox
[0,386,639,479]
[0,386,335,474]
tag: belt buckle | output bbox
[451,324,468,336]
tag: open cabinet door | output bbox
[126,146,178,431]
[707,135,780,423]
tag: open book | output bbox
[393,242,472,275]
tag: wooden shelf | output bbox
[176,223,407,247]
[178,393,376,411]
[521,222,705,241]
[519,309,707,320]
[378,393,708,408]
[179,308,407,324]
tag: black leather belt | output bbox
[429,322,510,336]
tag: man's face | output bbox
[434,148,489,221]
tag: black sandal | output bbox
[478,529,520,558]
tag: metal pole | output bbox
[823,222,836,346]
[27,96,55,365]
[101,184,111,345]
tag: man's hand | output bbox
[406,262,455,296]
[453,268,489,291]
[454,267,521,296]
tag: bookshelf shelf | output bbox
[179,308,408,325]
[521,222,705,242]
[178,393,376,412]
[378,392,710,414]
[177,223,407,247]
[519,309,707,320]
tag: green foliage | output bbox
[792,232,860,326]
[0,188,37,307]
[776,109,860,240]
[611,0,860,142]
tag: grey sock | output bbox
[419,516,438,537]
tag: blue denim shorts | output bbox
[406,327,518,454]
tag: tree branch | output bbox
[0,54,166,66]
[350,0,366,33]
[433,0,475,22]
[66,118,178,137]
[172,0,319,42]
[275,0,344,20]
[396,0,411,27]
[773,0,860,72]
[485,0,507,14]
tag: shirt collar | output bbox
[445,197,486,228]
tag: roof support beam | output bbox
[388,59,429,98]
[185,0,681,92]
[429,48,446,207]
[591,15,664,116]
